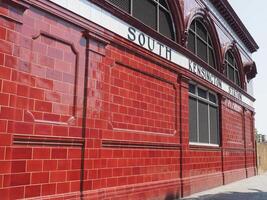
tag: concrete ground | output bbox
[182,173,267,200]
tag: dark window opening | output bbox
[133,0,157,29]
[159,7,175,40]
[189,83,219,145]
[107,0,176,40]
[108,0,131,13]
[225,50,241,86]
[187,19,216,68]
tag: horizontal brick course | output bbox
[0,1,256,199]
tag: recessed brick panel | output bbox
[27,34,77,125]
[110,63,176,135]
[223,103,244,148]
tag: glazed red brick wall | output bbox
[244,111,256,177]
[0,1,256,200]
[222,105,244,149]
[81,41,182,199]
[187,150,222,177]
[221,99,255,183]
[0,2,86,199]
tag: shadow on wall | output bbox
[165,192,180,200]
[181,189,267,200]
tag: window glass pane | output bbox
[235,70,240,86]
[227,52,235,65]
[197,37,207,62]
[188,31,195,53]
[190,21,195,31]
[228,65,235,82]
[198,87,207,99]
[196,21,207,41]
[224,65,228,77]
[133,0,157,29]
[189,84,196,94]
[159,0,168,9]
[108,0,130,13]
[198,101,209,143]
[159,8,174,40]
[208,37,212,46]
[209,93,217,103]
[189,97,198,142]
[208,48,215,68]
[210,105,219,144]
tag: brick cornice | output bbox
[3,0,29,11]
[209,0,259,53]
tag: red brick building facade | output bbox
[0,0,258,199]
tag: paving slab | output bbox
[182,173,267,200]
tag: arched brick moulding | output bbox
[184,7,223,71]
[24,30,81,126]
[165,0,185,44]
[90,0,185,46]
[222,41,246,90]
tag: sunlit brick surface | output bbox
[0,1,257,199]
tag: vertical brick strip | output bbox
[178,75,190,197]
[81,31,109,197]
[219,95,225,185]
[243,108,248,178]
[252,112,257,175]
[0,1,28,199]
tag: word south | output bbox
[127,27,172,61]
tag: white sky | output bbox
[229,1,267,135]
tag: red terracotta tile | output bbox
[11,160,26,173]
[12,148,32,160]
[25,185,41,198]
[10,173,30,186]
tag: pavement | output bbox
[182,173,267,200]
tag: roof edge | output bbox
[209,0,259,53]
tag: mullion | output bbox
[190,93,218,108]
[191,92,218,107]
[189,85,219,145]
[149,0,170,31]
[226,58,239,84]
[234,59,239,84]
[194,20,197,55]
[195,34,213,49]
[158,3,169,11]
[208,104,211,143]
[130,0,133,15]
[206,30,209,66]
[157,1,159,32]
[197,98,199,142]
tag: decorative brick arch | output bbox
[166,0,185,44]
[90,0,184,45]
[222,41,245,89]
[184,7,223,70]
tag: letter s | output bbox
[128,27,136,41]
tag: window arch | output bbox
[187,19,216,68]
[224,50,241,86]
[107,0,175,40]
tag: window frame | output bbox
[224,50,241,87]
[188,19,216,69]
[189,83,220,146]
[106,0,176,41]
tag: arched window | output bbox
[187,19,216,68]
[107,0,175,40]
[224,50,241,86]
